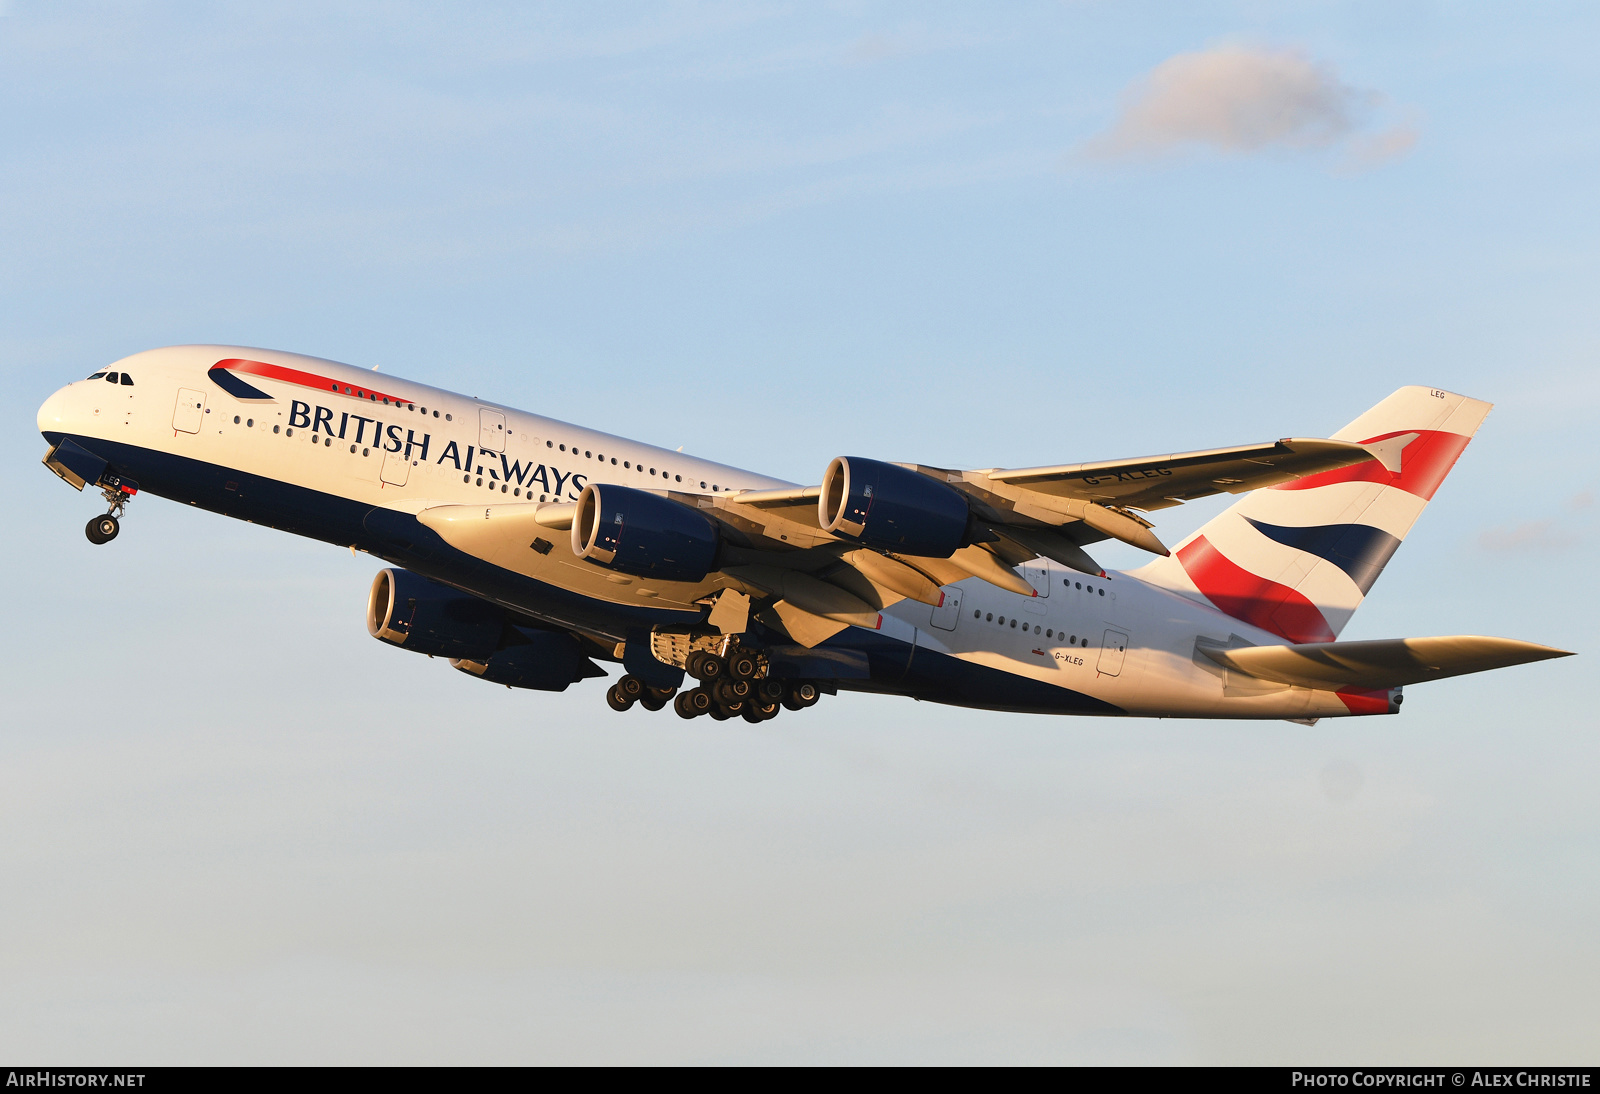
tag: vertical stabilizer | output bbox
[1133,387,1492,641]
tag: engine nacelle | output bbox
[818,456,969,557]
[367,567,504,660]
[572,482,720,583]
[450,629,601,691]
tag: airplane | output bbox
[36,345,1571,724]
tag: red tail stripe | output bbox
[1177,536,1336,644]
[1336,688,1391,715]
[216,358,410,406]
[1274,429,1470,501]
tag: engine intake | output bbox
[367,567,504,660]
[819,456,969,557]
[572,483,720,583]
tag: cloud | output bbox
[1341,121,1421,172]
[1087,44,1411,166]
[1478,519,1580,553]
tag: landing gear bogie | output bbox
[604,637,822,722]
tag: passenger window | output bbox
[120,374,134,386]
[1099,588,1105,596]
[985,613,993,622]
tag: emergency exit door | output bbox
[173,389,206,433]
[479,408,506,453]
[1097,629,1129,677]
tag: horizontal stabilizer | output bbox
[1201,636,1572,690]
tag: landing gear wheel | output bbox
[685,688,713,715]
[757,679,785,703]
[693,654,725,682]
[85,514,119,545]
[674,692,699,719]
[713,679,750,705]
[752,700,780,721]
[640,693,667,712]
[728,652,759,680]
[619,675,646,699]
[606,684,634,712]
[782,681,820,710]
[741,704,765,723]
[708,706,730,721]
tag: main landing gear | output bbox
[604,644,823,724]
[84,480,136,545]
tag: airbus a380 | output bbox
[37,346,1570,723]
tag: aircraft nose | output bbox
[37,384,76,440]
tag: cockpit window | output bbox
[120,373,134,386]
[104,372,119,383]
[87,372,106,380]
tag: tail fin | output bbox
[1134,387,1492,642]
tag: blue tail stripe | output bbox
[1244,518,1401,594]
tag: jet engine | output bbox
[571,483,720,583]
[450,629,603,691]
[367,567,504,660]
[818,456,969,557]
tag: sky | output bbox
[1,1,1597,1065]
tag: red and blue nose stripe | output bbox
[207,358,412,405]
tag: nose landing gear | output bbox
[85,513,120,544]
[84,479,137,545]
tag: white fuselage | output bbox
[37,345,1390,720]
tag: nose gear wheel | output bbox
[85,478,136,545]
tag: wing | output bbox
[978,437,1380,511]
[415,436,1382,648]
[1200,636,1573,690]
[718,436,1377,564]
